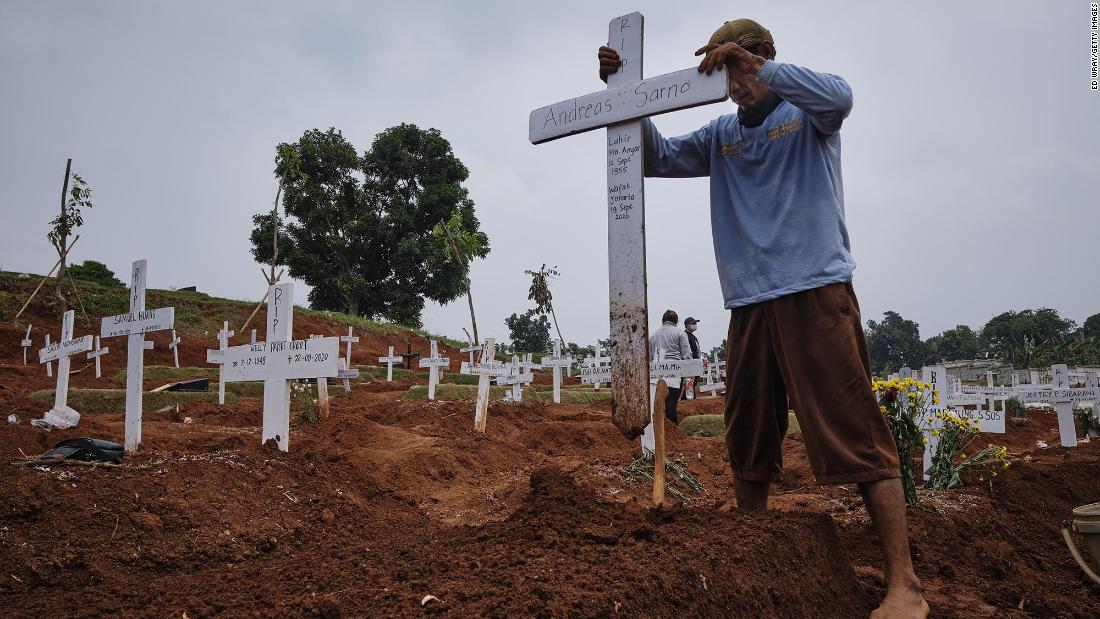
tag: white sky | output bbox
[2,1,1098,354]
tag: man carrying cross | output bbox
[600,19,927,618]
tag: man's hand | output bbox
[598,46,621,82]
[695,42,765,76]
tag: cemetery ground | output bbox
[1,275,1099,617]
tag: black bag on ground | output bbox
[38,438,124,464]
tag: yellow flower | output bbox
[922,436,929,445]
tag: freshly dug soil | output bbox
[2,313,1099,617]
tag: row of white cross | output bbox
[893,364,1100,478]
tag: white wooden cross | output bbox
[1015,364,1098,448]
[168,329,182,368]
[919,365,1009,479]
[206,321,234,405]
[44,334,53,377]
[337,358,358,393]
[698,353,724,396]
[20,325,32,366]
[583,346,611,390]
[378,345,402,382]
[418,340,450,400]
[340,327,359,365]
[461,342,482,365]
[100,259,175,452]
[497,354,536,401]
[310,334,331,419]
[540,341,574,404]
[530,11,727,436]
[220,283,340,451]
[86,336,109,379]
[471,338,510,432]
[250,329,257,344]
[641,349,704,451]
[35,309,92,429]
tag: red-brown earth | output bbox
[1,300,1099,617]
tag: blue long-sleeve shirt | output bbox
[643,59,855,309]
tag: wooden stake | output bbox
[652,379,668,507]
[12,235,80,322]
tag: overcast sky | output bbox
[2,1,1098,354]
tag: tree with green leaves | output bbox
[866,311,929,375]
[925,325,981,362]
[250,125,489,326]
[980,308,1076,366]
[436,212,482,343]
[47,159,93,311]
[1082,313,1100,339]
[68,260,124,288]
[525,264,564,345]
[505,309,552,354]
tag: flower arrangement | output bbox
[872,376,1009,505]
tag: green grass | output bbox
[531,389,613,404]
[356,365,423,382]
[112,365,219,383]
[402,384,516,401]
[29,388,238,413]
[679,412,799,437]
[0,290,16,320]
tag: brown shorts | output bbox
[724,282,900,485]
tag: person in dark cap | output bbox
[682,317,701,399]
[599,18,927,618]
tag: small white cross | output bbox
[378,345,403,382]
[340,327,359,365]
[86,335,110,379]
[20,325,32,366]
[169,329,182,368]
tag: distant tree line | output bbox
[865,308,1100,374]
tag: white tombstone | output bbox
[168,329,181,368]
[100,260,175,451]
[471,338,510,431]
[641,349,705,451]
[86,336,109,379]
[220,284,340,451]
[378,345,402,382]
[529,12,728,434]
[35,310,93,429]
[20,325,32,366]
[540,341,574,404]
[340,327,359,365]
[418,340,451,400]
[206,321,234,405]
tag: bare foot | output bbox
[870,586,929,619]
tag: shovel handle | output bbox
[1062,525,1100,586]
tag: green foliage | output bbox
[524,264,562,342]
[402,384,513,401]
[709,339,727,362]
[112,365,218,383]
[251,125,490,326]
[174,305,202,327]
[47,171,93,252]
[532,389,613,404]
[67,260,124,287]
[866,311,929,374]
[0,290,15,320]
[29,388,235,412]
[980,308,1076,367]
[1005,397,1027,420]
[505,309,552,354]
[925,324,980,362]
[1084,314,1100,339]
[566,342,595,360]
[1076,405,1100,436]
[679,414,725,437]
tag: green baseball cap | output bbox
[708,18,774,49]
